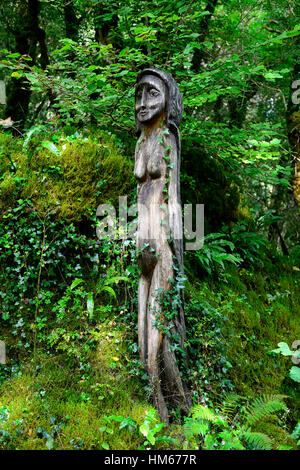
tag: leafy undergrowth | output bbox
[184,261,300,448]
[1,262,299,449]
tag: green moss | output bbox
[0,132,134,221]
[0,321,154,450]
[0,374,149,449]
[253,417,297,450]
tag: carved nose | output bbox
[140,89,147,108]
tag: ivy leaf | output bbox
[289,366,300,383]
[139,424,149,437]
[272,342,294,356]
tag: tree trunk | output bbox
[94,4,120,48]
[63,0,80,42]
[191,0,218,73]
[287,62,300,208]
[228,82,258,128]
[5,0,48,130]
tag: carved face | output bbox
[135,75,166,125]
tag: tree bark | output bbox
[63,0,80,42]
[191,0,218,73]
[5,0,49,130]
[287,62,300,208]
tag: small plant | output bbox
[183,394,287,450]
[189,232,241,278]
[271,342,300,383]
[291,421,300,446]
[69,273,131,321]
[102,410,175,450]
[222,220,269,267]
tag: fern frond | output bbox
[190,405,219,423]
[243,395,287,426]
[241,431,273,450]
[101,285,117,299]
[217,393,243,423]
[104,276,131,285]
[183,419,209,439]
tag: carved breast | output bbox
[134,131,166,182]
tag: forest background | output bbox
[0,0,299,451]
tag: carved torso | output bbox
[134,126,180,277]
[134,127,167,182]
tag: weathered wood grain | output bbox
[134,68,190,423]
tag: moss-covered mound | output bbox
[0,131,134,221]
[0,321,155,450]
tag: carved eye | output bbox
[149,89,159,97]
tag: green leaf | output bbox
[242,431,273,450]
[11,71,21,78]
[104,276,131,285]
[271,342,294,356]
[46,436,55,450]
[289,366,300,383]
[70,279,84,290]
[147,434,155,445]
[139,424,149,437]
[108,415,124,422]
[264,71,283,81]
[102,286,117,299]
[23,125,44,149]
[41,141,60,156]
[86,292,94,318]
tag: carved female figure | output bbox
[134,68,189,422]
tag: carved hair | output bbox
[135,68,183,141]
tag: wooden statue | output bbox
[134,68,190,423]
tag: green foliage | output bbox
[183,394,289,450]
[184,262,300,433]
[272,342,300,384]
[243,395,288,427]
[188,232,241,279]
[0,366,154,450]
[291,420,300,445]
[103,409,174,449]
[184,286,233,401]
[0,0,300,452]
[289,367,300,384]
